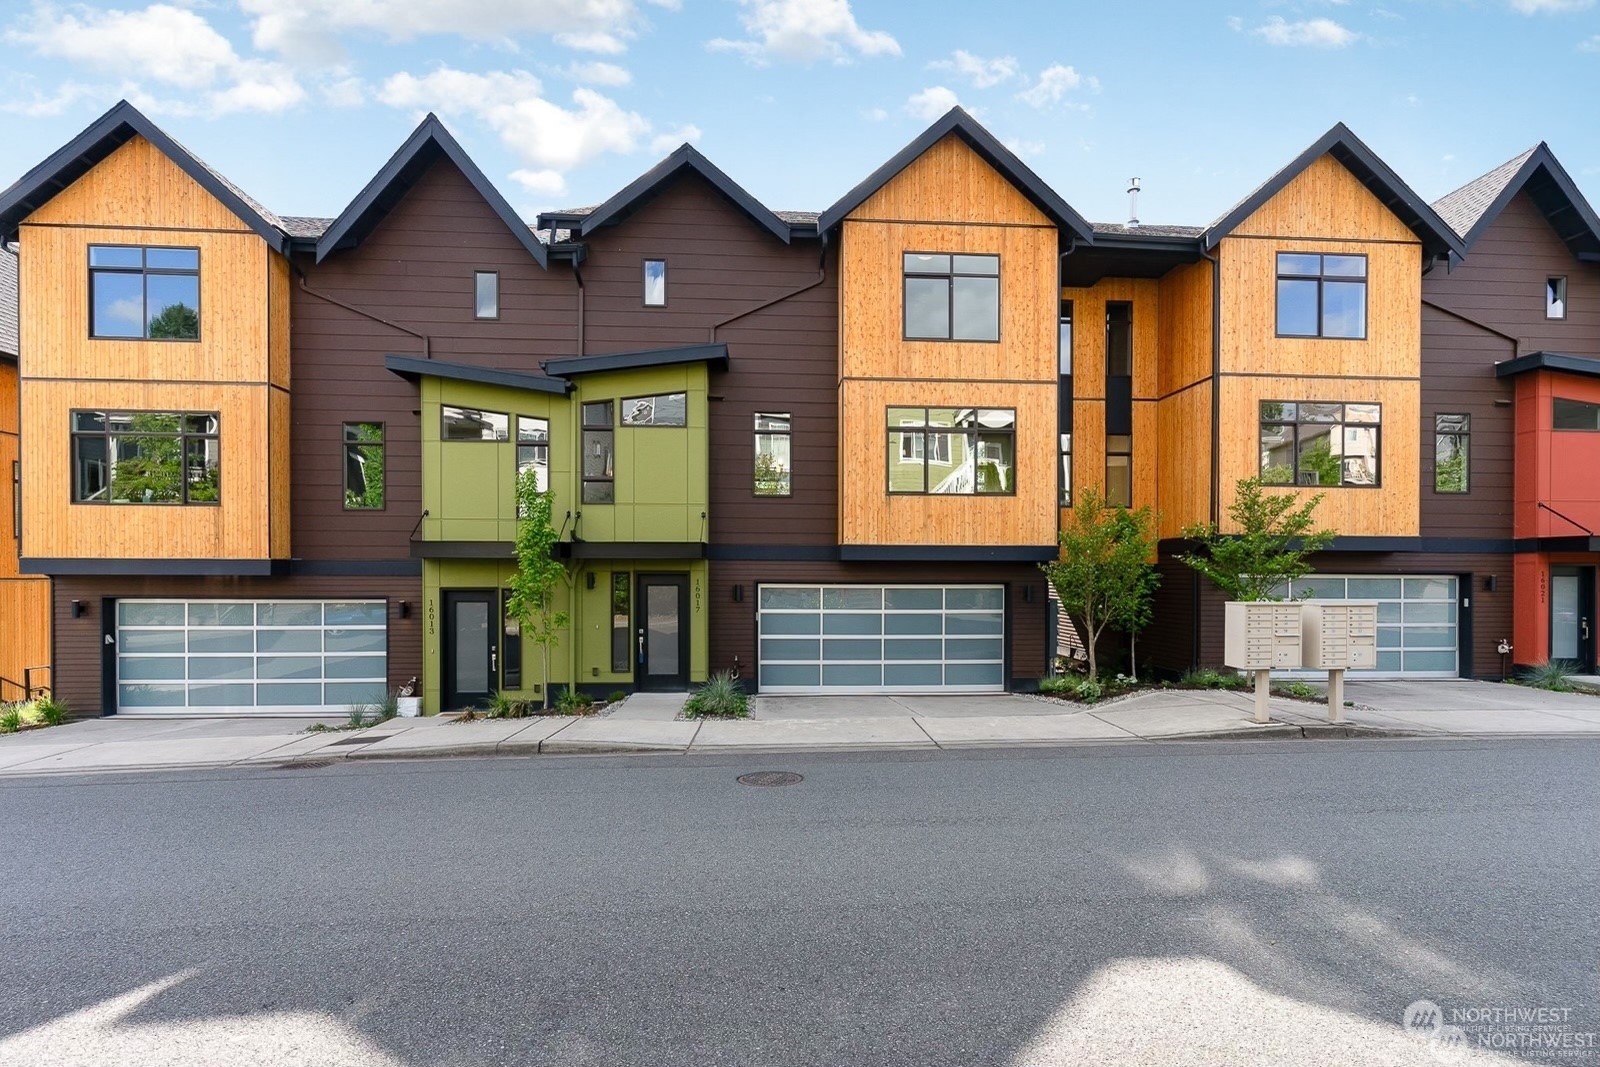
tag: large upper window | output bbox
[343,422,384,509]
[903,253,999,341]
[754,412,791,497]
[441,406,509,441]
[1259,401,1380,487]
[887,407,1014,495]
[582,401,615,503]
[1276,253,1366,339]
[1553,397,1600,430]
[1434,414,1469,494]
[72,411,219,504]
[89,245,200,340]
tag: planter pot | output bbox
[397,696,422,718]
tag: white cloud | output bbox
[1003,138,1045,159]
[0,79,94,117]
[1510,0,1593,11]
[860,106,888,121]
[1582,33,1600,49]
[904,85,959,122]
[1249,16,1361,46]
[649,124,702,153]
[928,50,1019,88]
[321,75,367,108]
[559,60,633,85]
[707,0,900,65]
[5,3,304,114]
[380,67,654,197]
[1017,65,1097,109]
[554,30,630,53]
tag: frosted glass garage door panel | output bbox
[1279,575,1457,678]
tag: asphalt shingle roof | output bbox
[1431,147,1538,239]
[1090,222,1205,238]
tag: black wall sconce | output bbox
[396,600,411,618]
[586,572,596,590]
[70,600,85,618]
[1484,575,1498,593]
[732,584,744,602]
[1023,586,1036,603]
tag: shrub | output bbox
[1038,676,1072,695]
[346,706,368,729]
[555,687,595,715]
[37,698,69,726]
[17,702,44,726]
[1178,668,1250,691]
[607,690,629,704]
[1273,680,1321,700]
[485,692,518,719]
[1522,660,1581,692]
[377,690,400,721]
[0,707,21,734]
[683,671,750,719]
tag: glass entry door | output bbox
[444,590,498,709]
[637,575,689,691]
[1550,567,1595,672]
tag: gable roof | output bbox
[1202,123,1464,260]
[816,107,1095,242]
[548,144,793,244]
[0,100,290,251]
[316,114,547,266]
[1432,144,1600,260]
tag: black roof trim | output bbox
[0,100,288,251]
[1202,123,1464,260]
[556,145,791,244]
[816,107,1095,242]
[1439,144,1600,259]
[1495,351,1600,379]
[384,354,570,393]
[542,342,729,377]
[317,114,548,266]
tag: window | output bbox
[1258,401,1381,487]
[1106,435,1132,507]
[1434,414,1469,494]
[1548,276,1567,320]
[474,271,499,319]
[89,245,200,340]
[582,401,615,503]
[11,460,18,540]
[342,422,384,509]
[71,411,219,505]
[1105,302,1132,377]
[643,260,666,306]
[1058,300,1073,375]
[754,412,791,496]
[441,406,508,441]
[903,253,1000,341]
[516,416,549,492]
[1059,433,1072,506]
[620,392,687,427]
[1553,397,1600,430]
[887,407,1014,495]
[1059,300,1073,506]
[1276,253,1367,339]
[611,573,631,673]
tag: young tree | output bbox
[505,467,569,710]
[1178,476,1336,602]
[1041,486,1160,680]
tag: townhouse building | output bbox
[1,101,1596,716]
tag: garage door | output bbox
[1273,575,1458,677]
[116,599,388,713]
[757,584,1006,693]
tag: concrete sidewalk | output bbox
[1,681,1597,778]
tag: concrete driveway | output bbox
[1339,679,1600,733]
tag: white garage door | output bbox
[1274,575,1459,677]
[757,584,1006,693]
[116,599,388,714]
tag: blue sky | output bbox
[2,0,1597,228]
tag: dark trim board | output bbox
[708,545,842,562]
[384,354,569,393]
[1495,351,1600,380]
[839,545,1059,563]
[1155,536,1518,555]
[1514,536,1600,553]
[411,541,516,560]
[285,559,422,577]
[22,558,275,576]
[543,342,729,377]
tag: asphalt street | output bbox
[0,739,1595,1066]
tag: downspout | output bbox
[709,231,829,342]
[293,265,431,359]
[572,259,585,358]
[1422,297,1520,356]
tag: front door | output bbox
[637,574,689,691]
[444,590,499,709]
[1549,566,1595,672]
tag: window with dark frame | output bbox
[89,245,200,340]
[1553,397,1600,430]
[643,260,666,306]
[11,460,18,540]
[1105,301,1132,377]
[903,253,1000,341]
[620,393,687,427]
[474,271,499,319]
[516,416,549,492]
[342,422,385,509]
[71,410,220,505]
[582,401,615,503]
[441,406,509,441]
[1258,401,1382,487]
[754,412,791,496]
[611,573,631,673]
[1105,435,1132,508]
[1547,276,1568,320]
[1059,299,1073,506]
[1434,414,1469,494]
[1275,252,1367,339]
[887,407,1015,495]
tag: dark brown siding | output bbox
[709,560,1050,687]
[53,575,420,715]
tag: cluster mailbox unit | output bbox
[1301,600,1379,721]
[1224,602,1306,723]
[1223,600,1379,723]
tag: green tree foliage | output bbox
[147,302,199,340]
[1178,476,1336,602]
[505,468,569,710]
[1041,486,1160,680]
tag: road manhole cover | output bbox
[737,771,803,787]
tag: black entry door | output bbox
[444,590,499,709]
[637,574,689,691]
[1550,566,1596,672]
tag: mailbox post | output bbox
[1300,601,1378,722]
[1223,601,1304,723]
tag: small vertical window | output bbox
[1105,302,1132,378]
[474,271,499,319]
[501,591,521,690]
[1058,300,1073,375]
[516,416,549,494]
[1106,434,1132,507]
[611,573,631,673]
[582,401,615,503]
[754,412,792,496]
[1059,433,1072,506]
[1434,414,1469,494]
[11,460,18,540]
[343,422,385,509]
[1547,276,1567,320]
[643,260,666,306]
